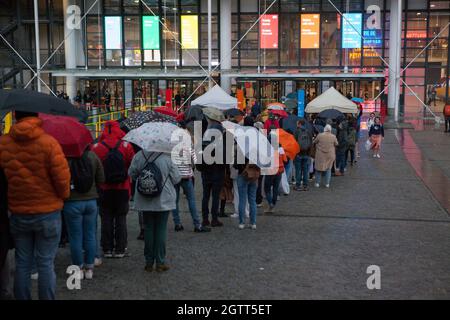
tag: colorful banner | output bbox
[300,14,320,49]
[165,89,173,108]
[142,16,160,50]
[260,14,278,49]
[181,15,199,49]
[297,89,305,118]
[236,89,245,111]
[105,16,122,49]
[342,13,362,49]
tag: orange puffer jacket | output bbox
[0,117,70,215]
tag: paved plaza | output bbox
[49,126,450,300]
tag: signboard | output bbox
[260,14,278,49]
[363,29,382,48]
[181,15,199,49]
[300,14,320,49]
[297,89,305,118]
[105,16,122,49]
[342,13,362,49]
[142,16,160,50]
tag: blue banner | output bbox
[297,89,305,118]
[342,13,362,49]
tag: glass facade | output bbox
[0,0,449,114]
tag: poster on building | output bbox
[181,15,199,49]
[236,89,245,111]
[297,89,305,118]
[300,14,320,49]
[105,16,122,49]
[363,29,382,48]
[142,16,160,50]
[260,14,278,49]
[342,13,362,49]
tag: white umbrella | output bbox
[222,121,277,175]
[123,122,190,154]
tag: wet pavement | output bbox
[27,124,450,299]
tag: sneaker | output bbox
[144,265,153,273]
[293,186,302,191]
[211,219,223,227]
[84,269,93,280]
[325,184,330,188]
[251,224,257,230]
[373,154,377,158]
[376,154,381,158]
[230,213,238,218]
[174,224,184,232]
[314,183,320,188]
[238,224,245,230]
[264,204,273,214]
[269,204,276,213]
[302,186,309,191]
[256,203,263,208]
[30,273,39,280]
[77,270,84,280]
[194,226,211,233]
[94,258,103,267]
[155,264,170,272]
[104,251,113,259]
[113,252,125,259]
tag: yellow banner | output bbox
[181,15,199,49]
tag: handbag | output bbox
[365,139,372,151]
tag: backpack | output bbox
[101,141,128,184]
[347,128,357,148]
[137,153,168,197]
[242,164,261,182]
[70,151,94,193]
[297,128,312,152]
[444,105,450,117]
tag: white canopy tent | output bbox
[191,85,237,110]
[305,87,358,114]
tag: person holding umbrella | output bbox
[197,107,227,227]
[0,111,71,300]
[41,115,105,279]
[125,122,183,272]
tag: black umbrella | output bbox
[317,109,345,121]
[184,105,204,122]
[120,110,177,132]
[224,108,244,118]
[0,89,87,122]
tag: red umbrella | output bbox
[269,109,288,118]
[40,114,93,157]
[154,106,177,118]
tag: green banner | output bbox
[142,16,160,50]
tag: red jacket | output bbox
[91,121,135,193]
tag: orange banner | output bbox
[301,14,320,49]
[236,89,245,111]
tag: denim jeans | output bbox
[284,160,293,183]
[63,199,98,269]
[236,175,257,225]
[10,211,61,300]
[172,178,201,229]
[315,169,332,186]
[336,150,346,173]
[143,211,169,266]
[294,155,311,187]
[264,174,282,206]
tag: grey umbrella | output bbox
[0,89,87,122]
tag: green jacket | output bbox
[67,151,105,201]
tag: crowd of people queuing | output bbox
[0,99,385,300]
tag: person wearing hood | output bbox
[0,111,70,300]
[91,120,135,259]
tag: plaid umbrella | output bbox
[120,110,177,132]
